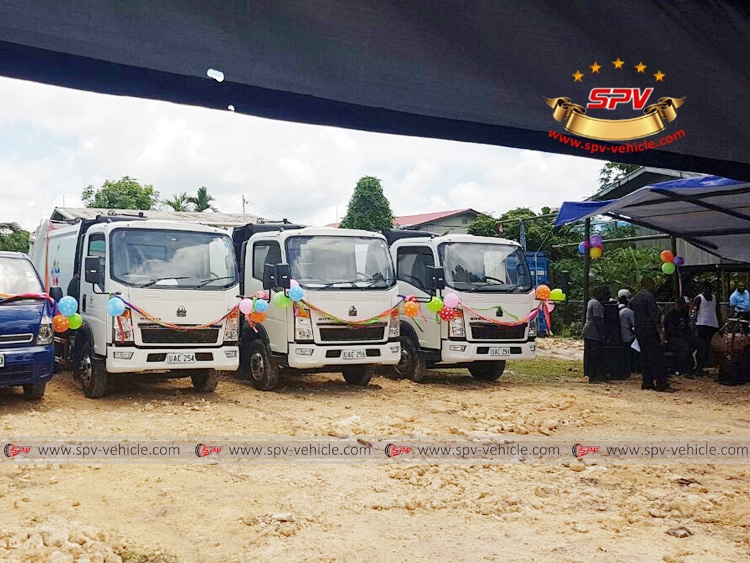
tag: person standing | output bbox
[617,289,637,376]
[663,298,696,376]
[692,282,721,376]
[629,278,675,392]
[582,287,609,383]
[729,281,750,326]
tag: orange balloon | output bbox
[403,301,420,318]
[249,311,267,323]
[535,285,551,300]
[53,314,70,333]
[660,250,674,263]
[589,246,603,260]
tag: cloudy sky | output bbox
[0,76,603,233]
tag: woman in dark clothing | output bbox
[582,287,610,383]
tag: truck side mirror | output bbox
[49,287,63,302]
[262,263,276,290]
[427,266,445,291]
[275,263,291,290]
[84,256,100,285]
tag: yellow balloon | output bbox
[590,247,603,260]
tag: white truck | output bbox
[232,223,401,390]
[29,213,240,397]
[386,231,538,382]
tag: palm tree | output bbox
[188,186,218,212]
[165,192,191,211]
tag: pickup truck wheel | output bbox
[342,364,374,387]
[190,369,219,392]
[77,342,107,398]
[22,383,46,400]
[468,361,506,381]
[393,335,426,382]
[247,340,280,391]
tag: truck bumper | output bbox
[106,346,240,373]
[0,345,55,387]
[287,342,401,369]
[441,341,537,362]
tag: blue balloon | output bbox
[578,242,586,255]
[288,286,305,302]
[58,296,78,316]
[254,298,269,313]
[107,297,126,317]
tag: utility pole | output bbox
[242,195,247,214]
[583,218,591,323]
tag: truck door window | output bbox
[396,247,434,292]
[252,242,281,280]
[87,233,106,288]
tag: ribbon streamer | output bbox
[117,297,238,330]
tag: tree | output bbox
[339,176,394,232]
[82,176,159,210]
[188,186,218,212]
[598,162,640,190]
[165,192,191,212]
[0,223,30,253]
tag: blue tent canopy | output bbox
[555,175,750,263]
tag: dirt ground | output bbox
[1,338,750,563]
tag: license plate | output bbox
[490,347,511,356]
[167,353,196,364]
[341,349,367,360]
[0,354,4,368]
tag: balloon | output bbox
[662,262,676,275]
[589,234,603,248]
[253,290,269,300]
[549,288,565,301]
[290,279,300,288]
[589,247,603,260]
[578,242,586,255]
[535,285,551,300]
[443,293,459,308]
[272,292,292,309]
[67,313,83,330]
[249,311,268,323]
[52,314,69,333]
[254,298,269,313]
[673,256,684,266]
[403,301,420,318]
[438,307,456,322]
[239,298,254,315]
[660,250,674,263]
[288,286,305,302]
[545,301,556,313]
[427,297,444,312]
[107,297,126,317]
[58,296,78,316]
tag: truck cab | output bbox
[387,231,538,382]
[0,252,55,400]
[234,224,401,390]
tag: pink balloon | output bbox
[290,279,300,287]
[546,301,556,313]
[443,293,459,308]
[239,298,254,315]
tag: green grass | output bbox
[504,358,583,383]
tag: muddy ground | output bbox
[1,338,750,563]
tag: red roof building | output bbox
[327,208,483,234]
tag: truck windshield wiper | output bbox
[195,276,236,288]
[318,275,393,289]
[137,276,190,288]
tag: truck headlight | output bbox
[389,308,400,338]
[224,308,239,342]
[448,310,465,338]
[295,316,313,342]
[36,316,53,345]
[528,317,538,338]
[113,308,134,343]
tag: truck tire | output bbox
[393,334,426,382]
[77,341,108,398]
[468,361,506,381]
[246,339,280,391]
[342,364,375,387]
[22,383,46,401]
[190,369,220,392]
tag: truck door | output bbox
[247,240,287,353]
[81,231,108,356]
[395,245,441,351]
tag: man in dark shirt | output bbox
[663,298,696,376]
[629,278,676,392]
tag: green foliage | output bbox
[0,223,30,253]
[339,176,394,232]
[165,192,191,211]
[468,208,579,253]
[82,176,159,210]
[598,162,640,190]
[188,186,218,212]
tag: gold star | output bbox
[654,70,665,82]
[590,62,601,74]
[572,70,584,82]
[613,58,625,69]
[635,61,647,73]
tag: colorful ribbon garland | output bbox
[115,296,238,330]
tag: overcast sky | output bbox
[0,76,603,233]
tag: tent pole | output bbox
[583,218,591,323]
[671,236,679,298]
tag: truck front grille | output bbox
[318,325,386,342]
[139,324,220,345]
[469,323,527,340]
[0,333,34,346]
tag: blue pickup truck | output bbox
[0,252,55,400]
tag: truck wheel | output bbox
[22,383,46,400]
[393,335,426,382]
[77,342,108,398]
[468,361,506,381]
[246,340,280,391]
[190,369,219,392]
[342,364,375,387]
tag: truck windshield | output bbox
[438,242,532,293]
[285,236,395,289]
[111,229,237,289]
[0,257,43,295]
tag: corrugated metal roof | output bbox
[50,207,264,227]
